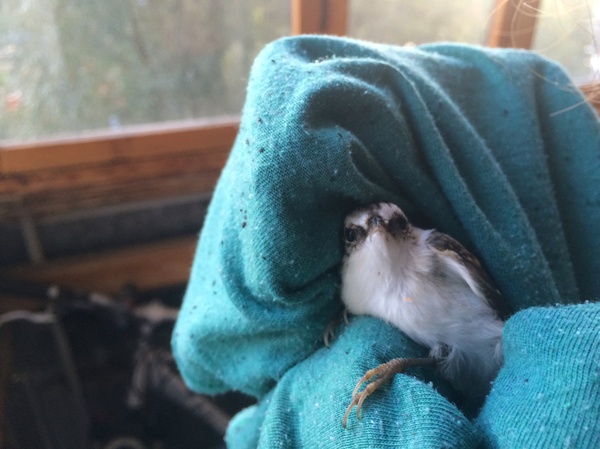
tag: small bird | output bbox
[340,202,507,427]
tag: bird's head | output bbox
[342,202,412,255]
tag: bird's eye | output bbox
[388,214,409,234]
[344,227,357,243]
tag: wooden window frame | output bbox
[0,0,590,220]
[292,0,349,36]
[488,0,541,49]
[2,0,598,297]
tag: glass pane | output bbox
[0,0,290,142]
[532,0,600,84]
[348,0,496,46]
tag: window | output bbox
[348,0,496,46]
[348,0,599,85]
[3,1,598,145]
[532,0,600,84]
[0,0,290,142]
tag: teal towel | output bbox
[172,36,600,448]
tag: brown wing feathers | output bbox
[427,231,510,320]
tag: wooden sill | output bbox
[0,117,238,174]
[0,118,238,220]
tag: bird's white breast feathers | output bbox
[341,228,503,394]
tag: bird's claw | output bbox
[323,321,336,348]
[342,365,392,427]
[342,357,436,427]
[323,308,350,348]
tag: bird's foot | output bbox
[342,356,435,427]
[323,308,350,347]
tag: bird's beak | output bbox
[368,215,383,229]
[366,214,391,242]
